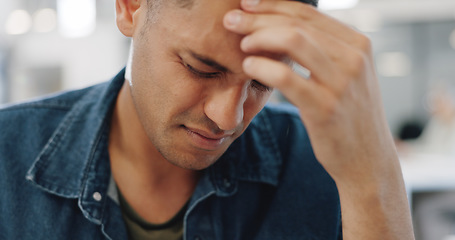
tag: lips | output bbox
[184,126,230,150]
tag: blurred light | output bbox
[319,0,359,10]
[33,8,57,33]
[377,52,411,77]
[351,10,383,33]
[57,0,96,38]
[5,9,32,35]
[442,235,455,240]
[450,29,455,50]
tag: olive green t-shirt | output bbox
[117,189,187,240]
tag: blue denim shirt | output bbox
[0,69,341,240]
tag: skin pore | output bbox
[110,0,272,223]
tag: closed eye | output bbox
[184,61,271,92]
[251,80,272,92]
[184,62,222,79]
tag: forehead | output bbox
[150,0,245,65]
[166,0,241,16]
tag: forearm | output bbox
[222,1,416,238]
[335,155,414,240]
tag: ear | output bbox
[116,0,142,37]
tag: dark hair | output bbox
[169,0,318,8]
[147,0,318,13]
[294,0,318,7]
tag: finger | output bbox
[240,26,346,91]
[240,0,367,49]
[242,56,326,111]
[223,9,291,35]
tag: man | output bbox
[0,0,414,239]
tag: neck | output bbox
[108,77,200,223]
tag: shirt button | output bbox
[93,192,102,201]
[223,178,231,188]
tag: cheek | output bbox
[132,61,207,116]
[162,64,208,107]
[244,91,271,122]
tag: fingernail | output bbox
[243,0,260,7]
[226,10,242,26]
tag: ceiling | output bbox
[324,0,455,24]
[1,0,455,42]
[2,0,455,22]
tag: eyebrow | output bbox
[189,51,231,73]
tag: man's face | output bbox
[128,0,272,170]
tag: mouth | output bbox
[183,126,230,151]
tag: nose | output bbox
[204,84,248,131]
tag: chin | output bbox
[166,152,222,171]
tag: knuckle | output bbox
[355,34,372,52]
[320,97,338,119]
[241,13,253,30]
[296,4,318,19]
[282,29,305,49]
[288,18,303,29]
[345,51,367,77]
[274,67,293,87]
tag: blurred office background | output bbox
[0,0,128,103]
[1,0,455,239]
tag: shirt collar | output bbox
[26,69,125,198]
[204,109,283,198]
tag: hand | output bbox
[224,0,389,181]
[224,0,414,239]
